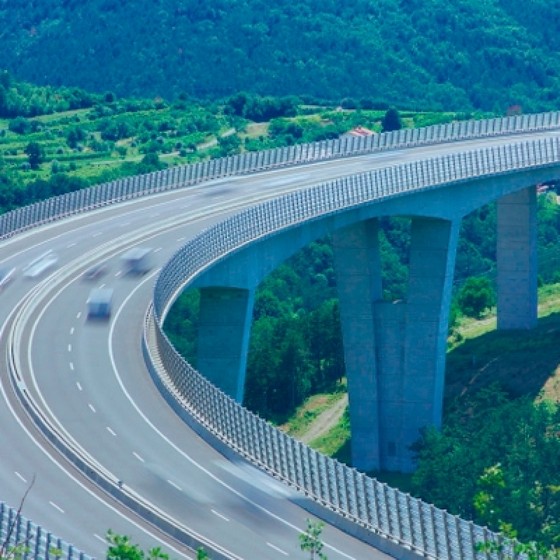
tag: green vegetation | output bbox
[106,531,170,560]
[411,388,560,548]
[105,531,211,560]
[0,75,472,217]
[455,276,496,319]
[0,78,232,212]
[299,519,328,560]
[2,2,560,113]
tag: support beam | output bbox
[197,287,255,402]
[497,187,538,330]
[333,219,382,472]
[397,217,460,472]
[335,217,460,473]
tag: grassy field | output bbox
[447,283,560,402]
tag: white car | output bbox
[23,251,59,279]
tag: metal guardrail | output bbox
[0,501,90,560]
[4,112,560,559]
[1,111,559,241]
[147,135,560,560]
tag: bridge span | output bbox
[187,156,546,474]
[1,112,560,559]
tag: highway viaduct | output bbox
[2,113,560,559]
[191,171,544,474]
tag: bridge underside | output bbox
[189,182,538,473]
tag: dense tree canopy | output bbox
[2,1,560,111]
[411,386,560,548]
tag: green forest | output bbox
[2,0,560,112]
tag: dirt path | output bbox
[300,394,348,444]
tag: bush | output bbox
[457,277,495,318]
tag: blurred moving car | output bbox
[23,251,59,279]
[86,287,113,319]
[121,247,153,275]
[0,267,16,289]
[82,263,108,281]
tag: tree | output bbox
[8,117,31,135]
[106,531,169,560]
[381,107,402,132]
[217,133,241,157]
[137,152,166,173]
[24,142,43,169]
[299,519,327,560]
[66,126,86,149]
[456,276,495,318]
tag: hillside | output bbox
[1,0,560,112]
[1,76,475,215]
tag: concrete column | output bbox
[374,300,405,468]
[197,287,255,402]
[497,187,538,330]
[382,217,460,472]
[334,217,460,473]
[333,219,382,472]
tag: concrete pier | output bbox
[496,187,538,330]
[397,217,460,472]
[334,217,460,472]
[333,219,383,472]
[196,287,255,402]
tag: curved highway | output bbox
[2,129,559,558]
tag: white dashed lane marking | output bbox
[15,471,26,483]
[211,509,229,522]
[49,501,65,514]
[167,479,182,491]
[267,543,288,556]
